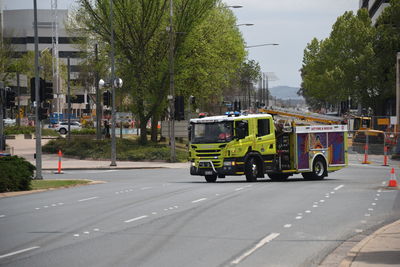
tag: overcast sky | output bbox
[3,0,360,87]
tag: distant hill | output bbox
[269,86,303,100]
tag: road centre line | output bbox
[192,198,207,203]
[124,215,148,223]
[231,233,280,265]
[78,197,98,202]
[0,246,40,259]
[334,185,344,191]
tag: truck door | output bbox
[254,118,276,155]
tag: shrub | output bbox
[71,128,96,135]
[4,126,35,135]
[0,156,35,192]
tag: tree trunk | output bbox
[139,116,148,144]
[151,113,159,142]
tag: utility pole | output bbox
[67,57,71,141]
[95,44,101,140]
[33,0,42,179]
[168,0,176,162]
[110,0,117,166]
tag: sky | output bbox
[3,0,360,88]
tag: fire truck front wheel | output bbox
[302,157,327,180]
[205,174,217,183]
[245,157,258,182]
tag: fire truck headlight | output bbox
[224,161,235,166]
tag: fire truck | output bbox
[188,111,348,182]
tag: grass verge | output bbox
[31,180,91,190]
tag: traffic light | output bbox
[103,90,111,106]
[42,80,53,101]
[5,89,16,108]
[39,107,48,120]
[174,95,185,121]
[30,77,44,102]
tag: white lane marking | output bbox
[141,187,152,190]
[0,246,40,259]
[78,197,98,202]
[374,198,379,201]
[295,216,302,220]
[330,191,335,194]
[376,194,380,196]
[355,229,363,233]
[235,187,244,191]
[0,215,5,218]
[305,210,311,214]
[73,234,80,237]
[325,195,330,198]
[231,233,280,265]
[365,213,371,217]
[382,181,386,185]
[368,208,374,211]
[313,205,318,208]
[334,185,344,191]
[377,189,382,193]
[192,198,207,203]
[58,203,64,205]
[319,200,325,203]
[83,231,90,234]
[297,213,303,216]
[372,203,376,206]
[244,185,252,188]
[93,228,100,232]
[152,212,157,215]
[216,194,220,196]
[44,206,49,208]
[124,215,148,223]
[284,224,292,228]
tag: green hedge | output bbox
[43,138,187,162]
[0,156,36,192]
[4,125,59,136]
[71,128,96,135]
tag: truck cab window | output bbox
[235,120,248,139]
[257,119,270,136]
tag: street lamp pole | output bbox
[110,0,117,166]
[169,0,176,162]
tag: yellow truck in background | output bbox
[188,113,348,182]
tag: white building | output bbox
[2,9,90,119]
[359,0,390,24]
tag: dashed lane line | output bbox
[334,185,344,191]
[192,198,207,203]
[78,197,99,202]
[124,215,148,223]
[231,233,280,265]
[0,246,40,259]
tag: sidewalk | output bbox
[5,138,189,170]
[4,139,400,266]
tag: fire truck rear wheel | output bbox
[302,157,326,180]
[245,157,258,182]
[205,175,217,183]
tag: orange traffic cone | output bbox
[388,168,398,188]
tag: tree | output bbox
[300,9,376,113]
[72,0,249,143]
[373,0,400,115]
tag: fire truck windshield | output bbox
[191,121,233,144]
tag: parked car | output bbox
[54,121,82,134]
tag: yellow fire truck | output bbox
[188,112,348,182]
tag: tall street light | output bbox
[168,0,176,162]
[245,43,279,48]
[110,0,117,166]
[236,23,254,27]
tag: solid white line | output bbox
[235,187,244,191]
[0,215,5,218]
[124,215,148,223]
[192,198,207,203]
[334,185,344,191]
[0,246,40,259]
[231,233,280,265]
[78,197,98,202]
[284,224,292,228]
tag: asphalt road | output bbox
[0,164,399,267]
